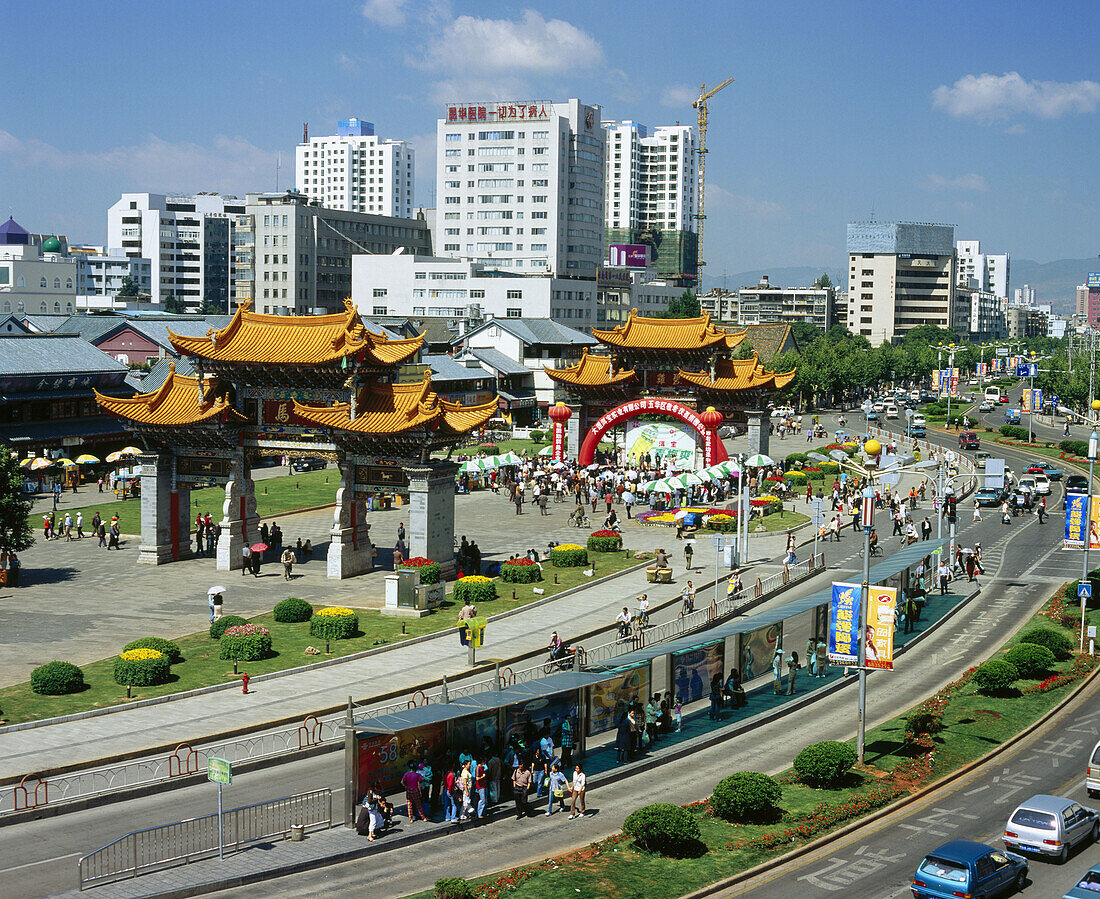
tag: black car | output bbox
[1067,474,1090,492]
[292,457,327,472]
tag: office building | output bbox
[435,98,606,278]
[1077,284,1089,317]
[955,283,1007,339]
[845,222,957,345]
[955,240,1010,299]
[1014,284,1036,305]
[233,191,432,315]
[294,118,414,217]
[699,276,835,330]
[0,218,77,315]
[107,193,245,312]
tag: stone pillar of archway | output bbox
[745,410,772,458]
[403,461,458,580]
[216,450,258,571]
[328,457,373,579]
[136,452,192,564]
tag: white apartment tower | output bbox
[956,240,1010,299]
[295,118,414,217]
[604,121,697,233]
[435,99,606,279]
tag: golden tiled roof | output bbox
[168,300,423,367]
[95,363,249,427]
[677,355,797,392]
[293,371,496,436]
[592,309,746,352]
[543,349,637,388]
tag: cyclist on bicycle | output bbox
[548,631,565,661]
[635,593,650,628]
[680,581,696,616]
[727,572,743,600]
[868,528,879,555]
[615,607,632,639]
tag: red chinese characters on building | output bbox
[447,106,491,122]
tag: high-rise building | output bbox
[955,240,1010,299]
[1077,284,1089,317]
[294,118,414,217]
[1014,284,1036,305]
[603,120,698,283]
[107,193,245,312]
[845,222,957,345]
[435,99,606,280]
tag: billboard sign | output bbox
[1065,493,1100,550]
[865,586,897,670]
[608,244,650,267]
[828,582,860,665]
[596,266,633,288]
[1088,273,1100,289]
[624,422,697,467]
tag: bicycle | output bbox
[543,645,584,674]
[857,543,883,559]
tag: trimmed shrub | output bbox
[550,543,588,567]
[587,529,622,552]
[1019,626,1074,660]
[113,648,171,687]
[219,623,272,661]
[793,740,858,786]
[478,443,499,454]
[972,659,1019,695]
[123,637,182,664]
[818,461,840,474]
[1060,439,1089,457]
[210,615,247,640]
[453,575,497,605]
[710,772,782,822]
[705,512,738,533]
[622,803,701,855]
[904,710,945,740]
[1004,642,1056,678]
[273,596,313,623]
[500,558,542,583]
[999,424,1030,441]
[529,430,545,444]
[803,466,824,481]
[30,660,85,695]
[784,470,808,485]
[434,878,473,899]
[309,607,359,640]
[784,453,808,469]
[400,556,441,585]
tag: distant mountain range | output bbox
[706,258,1097,315]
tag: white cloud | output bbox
[334,52,360,73]
[932,72,1100,122]
[0,130,278,194]
[925,172,989,192]
[661,84,698,108]
[361,0,410,27]
[707,184,786,219]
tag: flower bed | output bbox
[500,558,542,583]
[453,574,497,604]
[587,529,623,552]
[904,666,976,752]
[219,623,272,661]
[309,606,359,640]
[636,506,731,527]
[1022,655,1097,694]
[122,637,182,664]
[400,556,441,585]
[113,648,171,687]
[750,494,782,514]
[706,513,738,533]
[802,466,824,481]
[550,543,588,567]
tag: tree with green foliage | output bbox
[117,275,141,297]
[0,446,34,554]
[813,272,832,288]
[789,321,821,347]
[655,290,701,319]
[162,294,186,314]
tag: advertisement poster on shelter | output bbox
[865,586,897,670]
[672,642,724,704]
[452,712,499,755]
[828,582,860,665]
[587,665,650,735]
[624,423,697,467]
[505,690,578,749]
[740,622,782,681]
[1065,494,1100,550]
[357,722,446,795]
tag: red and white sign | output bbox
[447,103,550,123]
[577,398,728,467]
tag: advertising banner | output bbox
[624,422,697,467]
[608,244,650,267]
[587,665,650,735]
[672,642,724,704]
[452,712,500,755]
[740,622,782,681]
[1088,273,1100,289]
[552,420,565,460]
[1031,388,1042,412]
[865,586,897,670]
[1065,493,1100,550]
[828,582,860,665]
[505,690,578,750]
[357,722,446,795]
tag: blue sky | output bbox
[3,0,1100,283]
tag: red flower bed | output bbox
[1023,655,1097,694]
[402,556,435,568]
[503,557,537,566]
[589,529,620,540]
[764,475,784,482]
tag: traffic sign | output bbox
[208,757,232,785]
[1079,583,1092,600]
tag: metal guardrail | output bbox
[77,788,332,890]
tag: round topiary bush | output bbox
[1004,642,1056,678]
[433,878,473,899]
[622,803,701,855]
[550,543,588,567]
[453,575,498,604]
[210,615,247,640]
[710,772,782,822]
[586,529,622,553]
[803,466,824,481]
[113,648,171,687]
[500,558,542,583]
[529,430,545,444]
[478,443,499,454]
[122,637,182,664]
[784,470,808,485]
[971,659,1019,695]
[401,556,441,585]
[1019,626,1074,660]
[219,623,272,661]
[705,513,738,533]
[273,597,314,623]
[309,607,359,640]
[905,710,945,741]
[793,740,858,786]
[30,660,85,695]
[784,453,808,469]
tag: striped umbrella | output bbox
[29,457,55,471]
[75,454,100,464]
[743,454,775,468]
[55,458,77,468]
[18,458,34,468]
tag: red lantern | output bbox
[699,406,723,431]
[548,402,572,424]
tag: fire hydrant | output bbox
[241,673,250,694]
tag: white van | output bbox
[1089,737,1100,797]
[985,386,1002,402]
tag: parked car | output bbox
[1067,474,1090,493]
[292,457,327,472]
[1089,738,1100,799]
[911,840,1027,899]
[1064,863,1100,899]
[1002,794,1099,863]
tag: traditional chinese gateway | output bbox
[95,301,495,578]
[543,310,795,465]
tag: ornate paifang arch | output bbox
[577,398,729,467]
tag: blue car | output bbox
[1004,409,1021,424]
[911,840,1027,899]
[866,409,878,420]
[1065,863,1100,898]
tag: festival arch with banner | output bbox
[576,398,728,467]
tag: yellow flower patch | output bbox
[119,648,164,662]
[317,606,355,617]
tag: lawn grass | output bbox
[0,550,644,726]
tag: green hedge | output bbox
[999,424,1030,441]
[793,740,857,786]
[210,615,247,639]
[30,660,85,695]
[453,576,497,605]
[113,650,171,687]
[122,637,182,664]
[972,659,1018,695]
[705,514,738,533]
[219,624,272,661]
[500,560,542,583]
[529,430,545,444]
[785,453,808,468]
[434,878,474,899]
[710,772,781,822]
[309,610,359,640]
[817,461,840,474]
[802,466,824,481]
[622,803,701,855]
[273,597,314,623]
[784,470,808,485]
[401,557,441,585]
[1060,439,1089,457]
[1004,642,1055,677]
[550,544,589,567]
[1019,626,1074,660]
[478,444,499,454]
[586,530,622,552]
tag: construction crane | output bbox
[692,76,734,286]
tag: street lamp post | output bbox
[856,461,877,764]
[1082,426,1099,651]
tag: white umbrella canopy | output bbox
[498,451,523,465]
[806,452,829,463]
[537,445,553,456]
[743,454,775,468]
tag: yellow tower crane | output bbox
[692,76,734,285]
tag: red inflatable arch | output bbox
[577,398,728,467]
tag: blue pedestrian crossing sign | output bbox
[1079,583,1092,600]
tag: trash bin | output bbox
[289,824,304,841]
